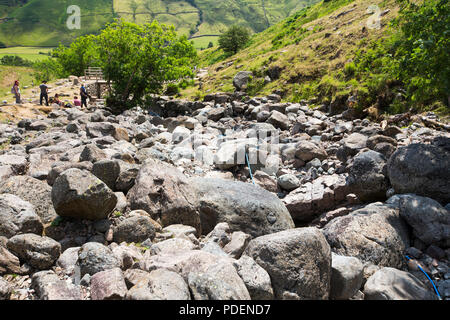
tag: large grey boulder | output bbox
[233,71,253,91]
[191,178,295,237]
[336,133,368,163]
[347,150,390,202]
[79,144,107,163]
[77,242,120,277]
[56,247,80,275]
[278,174,300,191]
[32,270,82,300]
[0,175,57,225]
[295,141,328,162]
[52,168,117,221]
[126,269,191,300]
[113,213,156,244]
[150,238,197,256]
[267,111,289,130]
[90,268,128,300]
[0,246,22,275]
[127,158,200,233]
[233,255,274,300]
[387,142,450,204]
[244,228,331,300]
[86,122,115,139]
[111,243,143,271]
[0,194,43,239]
[7,234,61,270]
[0,154,28,175]
[46,161,93,186]
[0,277,12,300]
[363,268,436,300]
[140,250,227,281]
[188,261,251,300]
[330,253,364,300]
[92,160,120,190]
[390,194,450,245]
[323,203,410,269]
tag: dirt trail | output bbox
[1,77,96,123]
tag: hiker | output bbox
[39,80,49,106]
[52,94,63,107]
[73,96,81,107]
[12,80,21,104]
[80,84,89,109]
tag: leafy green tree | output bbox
[129,0,139,22]
[0,55,32,67]
[52,34,99,77]
[218,25,250,55]
[95,19,197,113]
[32,58,65,83]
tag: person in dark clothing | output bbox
[39,81,49,106]
[80,84,89,109]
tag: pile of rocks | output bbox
[0,92,449,300]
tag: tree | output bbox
[52,34,99,76]
[218,25,250,55]
[95,19,197,113]
[392,0,450,107]
[129,0,139,22]
[0,55,32,67]
[207,41,214,48]
[32,58,65,83]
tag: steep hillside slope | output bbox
[186,0,399,106]
[0,0,114,47]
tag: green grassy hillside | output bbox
[0,0,319,49]
[183,0,400,104]
[0,0,114,47]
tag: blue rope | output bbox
[245,152,256,185]
[406,256,442,300]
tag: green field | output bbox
[0,47,54,62]
[0,0,114,47]
[0,0,319,48]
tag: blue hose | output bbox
[406,255,442,300]
[245,152,256,185]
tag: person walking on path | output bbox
[39,81,49,106]
[12,80,21,104]
[80,84,89,109]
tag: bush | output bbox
[32,58,65,83]
[351,0,450,113]
[0,55,33,67]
